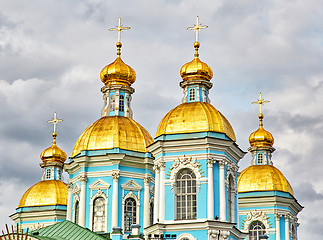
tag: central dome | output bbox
[238,165,294,196]
[72,116,153,157]
[156,102,236,141]
[19,180,67,208]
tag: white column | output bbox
[153,165,160,223]
[79,175,87,227]
[275,213,281,240]
[111,171,120,229]
[207,159,214,220]
[219,160,226,221]
[196,86,200,101]
[115,90,120,115]
[159,162,165,222]
[144,175,150,228]
[124,92,130,117]
[66,182,73,221]
[285,215,290,240]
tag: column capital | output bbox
[159,161,166,170]
[275,213,282,219]
[144,175,151,185]
[80,174,87,183]
[218,159,227,168]
[284,214,291,220]
[112,171,120,181]
[67,182,73,190]
[153,163,160,172]
[207,158,215,167]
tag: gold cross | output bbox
[252,92,270,114]
[109,17,130,43]
[48,112,63,133]
[187,16,208,42]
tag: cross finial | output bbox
[252,92,270,114]
[48,112,63,134]
[187,16,208,42]
[109,17,130,43]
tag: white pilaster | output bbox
[153,165,160,223]
[207,159,214,219]
[124,92,130,117]
[79,175,87,227]
[285,215,290,240]
[111,171,120,229]
[275,213,281,240]
[115,90,120,115]
[219,160,226,221]
[66,182,73,221]
[196,86,200,101]
[143,175,150,228]
[159,162,165,222]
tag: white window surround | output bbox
[242,210,270,233]
[122,191,140,231]
[177,233,196,240]
[89,190,108,232]
[72,194,80,223]
[169,156,202,191]
[88,179,111,197]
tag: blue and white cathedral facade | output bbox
[10,18,302,240]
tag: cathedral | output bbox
[8,17,303,240]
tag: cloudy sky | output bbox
[0,0,322,238]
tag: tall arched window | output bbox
[149,201,154,226]
[228,174,234,222]
[175,169,197,220]
[124,198,136,232]
[249,221,266,240]
[189,88,196,102]
[110,95,115,111]
[74,201,79,224]
[119,95,124,112]
[92,197,105,232]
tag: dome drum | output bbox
[101,83,135,94]
[179,79,213,90]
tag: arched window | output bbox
[257,153,263,164]
[175,169,197,220]
[110,95,115,111]
[92,197,105,232]
[46,169,51,180]
[124,198,136,232]
[228,174,234,222]
[249,221,266,240]
[119,95,124,112]
[74,200,79,224]
[189,88,196,102]
[149,201,154,225]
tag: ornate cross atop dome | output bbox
[48,112,63,134]
[109,17,130,43]
[187,16,208,42]
[252,92,270,114]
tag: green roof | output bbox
[30,221,107,240]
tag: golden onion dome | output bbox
[249,114,274,147]
[18,180,68,208]
[180,42,213,81]
[238,165,294,196]
[156,102,236,141]
[40,133,67,163]
[72,116,153,157]
[100,42,136,87]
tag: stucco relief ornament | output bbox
[242,210,271,232]
[209,230,229,240]
[169,155,202,191]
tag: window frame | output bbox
[124,197,137,232]
[248,221,266,240]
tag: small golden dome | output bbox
[100,43,136,87]
[40,134,67,163]
[249,114,274,147]
[18,180,68,208]
[180,42,213,81]
[156,102,236,141]
[238,165,294,196]
[72,116,153,157]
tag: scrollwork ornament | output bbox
[112,171,120,180]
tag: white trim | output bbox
[121,179,142,191]
[242,210,270,233]
[89,179,111,197]
[72,194,80,223]
[89,190,108,233]
[122,191,140,232]
[177,233,196,240]
[72,183,80,195]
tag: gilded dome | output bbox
[180,42,213,82]
[72,116,153,157]
[18,180,68,208]
[40,136,67,163]
[238,165,294,196]
[156,102,236,141]
[100,43,136,87]
[249,114,274,147]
